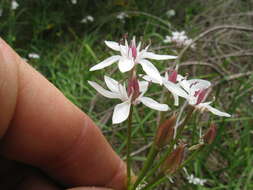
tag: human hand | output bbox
[0,38,126,190]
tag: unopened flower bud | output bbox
[203,124,217,144]
[155,114,176,148]
[161,144,186,174]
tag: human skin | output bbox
[0,38,126,190]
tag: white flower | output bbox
[178,78,231,117]
[90,37,177,84]
[11,0,19,10]
[143,70,187,106]
[166,9,176,17]
[116,12,128,21]
[187,174,207,186]
[88,76,169,124]
[70,0,77,4]
[164,31,195,49]
[28,53,40,59]
[80,15,94,23]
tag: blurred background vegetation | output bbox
[0,0,253,189]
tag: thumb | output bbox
[67,188,113,190]
[0,38,126,189]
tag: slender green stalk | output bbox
[142,174,167,190]
[127,106,134,190]
[132,143,159,189]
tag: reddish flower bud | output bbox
[162,144,186,174]
[127,77,140,101]
[203,124,217,144]
[155,114,176,148]
[168,70,178,83]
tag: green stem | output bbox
[142,174,167,190]
[127,106,134,190]
[132,143,159,189]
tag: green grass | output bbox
[1,0,253,189]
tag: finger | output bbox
[0,157,60,189]
[0,38,126,190]
[67,187,113,190]
[17,172,61,190]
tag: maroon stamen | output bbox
[196,89,208,105]
[127,77,140,101]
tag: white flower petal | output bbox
[112,101,131,124]
[90,55,120,71]
[179,79,191,94]
[198,102,231,117]
[139,59,163,84]
[140,97,169,111]
[88,81,120,99]
[163,80,188,99]
[105,41,121,51]
[143,75,161,84]
[118,83,129,101]
[142,52,177,60]
[118,57,134,72]
[188,79,211,91]
[104,76,120,93]
[139,81,149,93]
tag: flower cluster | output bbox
[88,37,230,124]
[187,174,207,186]
[11,0,19,10]
[164,31,195,49]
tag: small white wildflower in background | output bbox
[164,31,195,49]
[0,8,3,17]
[80,15,94,23]
[187,174,207,186]
[136,181,147,190]
[70,0,77,4]
[166,9,176,17]
[116,12,129,22]
[11,0,19,10]
[28,53,40,59]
